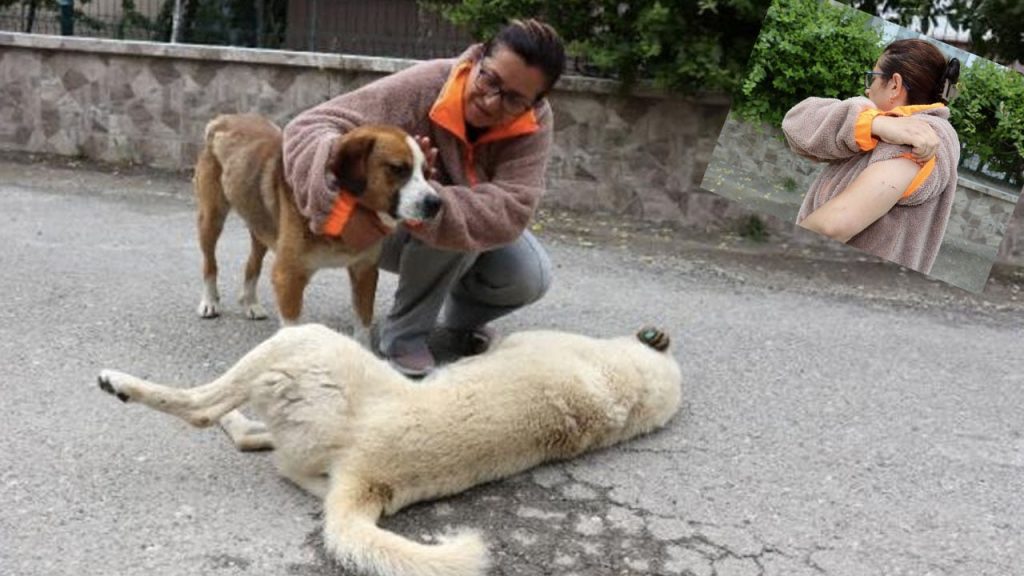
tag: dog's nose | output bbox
[422,194,442,219]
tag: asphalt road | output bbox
[1,157,1022,576]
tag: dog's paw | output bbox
[197,298,221,319]
[637,326,670,352]
[97,370,131,403]
[242,302,268,320]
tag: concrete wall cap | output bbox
[0,31,730,103]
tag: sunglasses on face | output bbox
[863,71,890,90]
[473,62,535,115]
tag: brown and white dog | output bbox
[194,114,441,344]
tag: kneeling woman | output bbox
[782,39,960,274]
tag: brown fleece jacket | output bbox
[782,96,960,274]
[282,45,554,252]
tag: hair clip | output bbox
[940,58,961,103]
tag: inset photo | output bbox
[702,0,1024,292]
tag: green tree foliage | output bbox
[843,0,1024,67]
[733,0,883,127]
[949,61,1024,185]
[421,0,772,94]
[945,0,1023,68]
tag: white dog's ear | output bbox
[325,130,376,195]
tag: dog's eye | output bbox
[388,163,412,178]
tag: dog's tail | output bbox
[323,477,489,576]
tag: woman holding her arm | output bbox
[782,38,961,274]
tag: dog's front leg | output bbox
[272,258,311,326]
[347,260,378,349]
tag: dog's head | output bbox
[325,125,442,226]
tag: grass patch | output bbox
[737,214,769,243]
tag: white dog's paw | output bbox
[97,370,131,403]
[197,297,221,318]
[242,302,268,320]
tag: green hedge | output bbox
[732,0,882,127]
[949,61,1024,186]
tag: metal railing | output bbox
[1,0,166,41]
[0,0,473,58]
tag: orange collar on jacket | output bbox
[428,60,540,146]
[884,102,946,117]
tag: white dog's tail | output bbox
[323,477,489,576]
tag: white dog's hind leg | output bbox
[97,369,246,429]
[218,410,274,451]
[323,475,489,576]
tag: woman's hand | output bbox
[871,116,940,163]
[414,135,439,180]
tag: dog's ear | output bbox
[325,130,377,196]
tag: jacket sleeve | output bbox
[409,105,554,252]
[281,61,446,234]
[867,116,960,206]
[782,97,880,162]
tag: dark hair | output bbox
[483,18,566,98]
[879,38,961,105]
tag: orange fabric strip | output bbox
[899,154,936,199]
[855,107,882,151]
[886,102,946,117]
[477,108,539,144]
[429,61,473,144]
[322,192,358,236]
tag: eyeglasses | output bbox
[473,62,536,115]
[863,70,913,94]
[863,71,890,90]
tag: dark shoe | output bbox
[384,339,436,378]
[437,326,497,357]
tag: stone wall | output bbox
[0,32,737,227]
[703,115,1024,270]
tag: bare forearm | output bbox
[798,157,920,244]
[799,210,853,243]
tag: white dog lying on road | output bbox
[98,324,683,576]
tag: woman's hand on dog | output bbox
[415,135,440,180]
[871,116,940,164]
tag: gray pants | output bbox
[376,229,551,355]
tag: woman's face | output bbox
[865,56,903,111]
[463,45,548,129]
